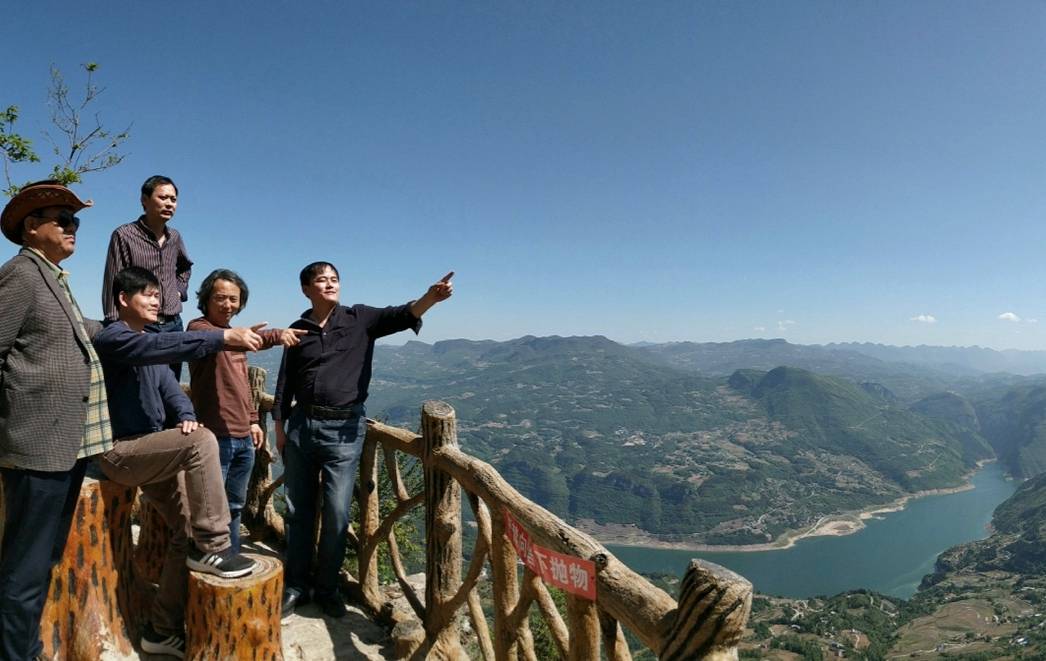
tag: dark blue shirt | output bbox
[273,303,421,421]
[92,321,224,438]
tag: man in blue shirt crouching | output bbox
[93,266,269,658]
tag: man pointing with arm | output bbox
[273,264,453,619]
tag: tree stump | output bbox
[185,553,283,660]
[39,478,138,660]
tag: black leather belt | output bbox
[304,403,363,420]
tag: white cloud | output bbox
[1029,319,1039,324]
[998,312,1021,323]
[776,320,796,332]
[753,326,766,332]
[910,314,937,324]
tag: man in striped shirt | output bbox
[101,175,192,379]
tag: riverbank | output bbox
[584,463,997,554]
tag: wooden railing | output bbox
[247,369,753,660]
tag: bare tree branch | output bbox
[2,62,129,196]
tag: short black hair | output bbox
[112,266,160,308]
[141,175,178,197]
[299,261,339,287]
[197,268,249,314]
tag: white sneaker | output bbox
[186,545,256,578]
[141,623,185,659]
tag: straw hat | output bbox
[1,180,92,245]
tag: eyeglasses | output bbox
[29,210,80,232]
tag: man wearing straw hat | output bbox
[0,180,111,660]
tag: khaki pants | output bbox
[98,427,231,635]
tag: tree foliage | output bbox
[1,62,130,197]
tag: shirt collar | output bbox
[298,304,348,330]
[22,246,69,279]
[135,215,170,241]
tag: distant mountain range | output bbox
[362,336,1002,544]
[248,334,1046,543]
[827,341,1046,376]
[637,338,1046,377]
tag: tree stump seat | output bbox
[37,477,139,661]
[19,474,285,660]
[185,553,284,660]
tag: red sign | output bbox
[503,509,597,601]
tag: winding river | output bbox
[607,462,1016,599]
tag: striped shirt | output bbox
[26,248,113,458]
[101,216,193,321]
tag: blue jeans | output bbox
[218,436,255,554]
[282,405,365,598]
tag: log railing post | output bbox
[598,608,633,661]
[357,427,383,612]
[490,512,521,661]
[422,400,464,657]
[658,560,752,661]
[566,594,600,660]
[338,415,759,660]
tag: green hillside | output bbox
[748,367,991,491]
[974,384,1046,478]
[348,337,994,545]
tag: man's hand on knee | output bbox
[179,419,202,435]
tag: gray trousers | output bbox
[98,427,231,635]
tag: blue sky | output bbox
[3,2,1045,349]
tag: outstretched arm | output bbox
[93,324,224,365]
[258,327,308,349]
[366,272,455,339]
[410,271,454,319]
[94,324,265,366]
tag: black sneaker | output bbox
[186,546,256,578]
[141,623,186,659]
[314,590,347,619]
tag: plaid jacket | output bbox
[0,249,105,471]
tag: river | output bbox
[606,462,1016,599]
